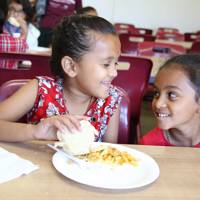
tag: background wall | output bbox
[83,0,200,33]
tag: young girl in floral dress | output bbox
[0,15,122,143]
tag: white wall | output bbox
[82,0,115,21]
[83,0,200,33]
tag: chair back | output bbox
[114,23,137,34]
[184,32,200,42]
[116,87,131,144]
[119,34,139,54]
[0,52,53,86]
[156,32,185,41]
[136,28,153,35]
[0,79,30,102]
[157,27,180,34]
[189,41,200,53]
[0,79,29,122]
[113,55,153,143]
[0,79,132,144]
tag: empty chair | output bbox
[120,33,155,44]
[157,27,180,34]
[184,32,200,42]
[114,23,138,34]
[117,87,131,144]
[189,41,200,53]
[0,52,53,86]
[0,79,30,122]
[113,55,153,143]
[136,28,153,35]
[129,34,156,41]
[0,79,131,144]
[0,79,30,102]
[119,33,139,54]
[156,32,185,41]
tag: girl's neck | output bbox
[165,125,200,147]
[62,86,94,115]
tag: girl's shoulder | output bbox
[36,76,61,87]
[139,127,171,146]
[36,76,63,95]
[109,85,124,98]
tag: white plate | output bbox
[52,142,160,189]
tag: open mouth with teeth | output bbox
[155,112,170,118]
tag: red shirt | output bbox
[139,127,200,148]
[27,76,123,141]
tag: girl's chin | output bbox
[98,90,110,99]
[157,122,171,130]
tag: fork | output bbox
[47,144,90,169]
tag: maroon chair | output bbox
[184,32,200,42]
[156,32,185,41]
[189,41,200,53]
[0,79,30,102]
[113,55,153,143]
[0,79,30,122]
[133,34,155,41]
[157,27,180,34]
[116,87,131,144]
[136,28,153,35]
[114,23,138,34]
[0,51,53,86]
[0,79,131,144]
[119,33,139,54]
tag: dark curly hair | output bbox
[50,14,117,78]
[159,53,200,100]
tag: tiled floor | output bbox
[140,100,156,136]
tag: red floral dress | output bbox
[27,76,123,141]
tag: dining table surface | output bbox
[0,141,199,200]
[155,39,193,50]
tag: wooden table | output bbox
[0,142,199,200]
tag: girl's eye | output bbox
[103,63,110,67]
[153,91,160,98]
[115,62,119,66]
[168,92,177,100]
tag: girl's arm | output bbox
[103,106,120,143]
[0,79,89,142]
[0,79,39,141]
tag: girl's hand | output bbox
[33,114,90,140]
[15,16,28,38]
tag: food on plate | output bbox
[78,145,139,167]
[56,120,98,155]
[8,17,20,27]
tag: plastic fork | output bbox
[47,144,90,169]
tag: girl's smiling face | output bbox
[74,32,121,99]
[152,65,200,131]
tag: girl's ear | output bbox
[61,56,77,77]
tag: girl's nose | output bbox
[109,66,118,78]
[153,96,167,109]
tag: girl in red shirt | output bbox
[140,54,200,147]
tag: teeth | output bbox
[157,113,169,117]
